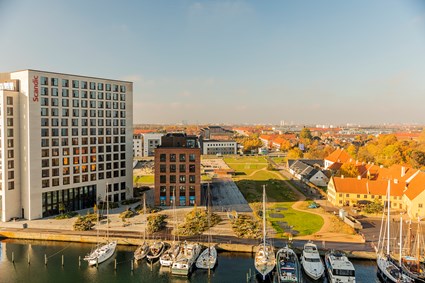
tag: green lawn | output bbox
[134,175,154,184]
[270,157,286,164]
[268,202,324,237]
[224,156,268,177]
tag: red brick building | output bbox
[154,133,201,206]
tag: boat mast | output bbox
[399,213,403,264]
[107,182,109,241]
[173,186,176,243]
[386,180,390,256]
[263,185,266,247]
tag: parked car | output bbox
[308,202,320,209]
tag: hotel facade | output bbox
[0,70,133,221]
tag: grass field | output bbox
[134,175,154,184]
[224,155,323,238]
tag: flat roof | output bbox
[7,69,133,83]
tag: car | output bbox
[308,202,320,209]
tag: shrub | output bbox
[119,209,137,220]
[147,214,167,234]
[121,198,140,205]
[176,207,221,236]
[54,212,78,220]
[231,214,261,239]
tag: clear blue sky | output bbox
[1,0,425,125]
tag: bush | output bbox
[54,212,78,220]
[147,214,167,234]
[119,209,137,220]
[363,199,383,214]
[176,207,221,236]
[134,205,161,214]
[231,214,261,239]
[98,201,119,210]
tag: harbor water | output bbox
[0,239,379,283]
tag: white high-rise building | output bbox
[141,133,163,157]
[0,70,133,221]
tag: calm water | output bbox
[0,239,379,283]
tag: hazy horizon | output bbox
[1,0,425,125]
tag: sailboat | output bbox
[376,180,414,283]
[134,193,149,261]
[160,187,181,267]
[146,240,165,262]
[196,183,218,270]
[397,217,425,282]
[254,185,276,281]
[84,185,117,266]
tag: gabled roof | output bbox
[404,171,425,201]
[289,160,320,180]
[325,149,351,163]
[375,164,418,183]
[332,177,405,197]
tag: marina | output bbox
[0,239,381,282]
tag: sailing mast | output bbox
[106,182,109,241]
[263,184,266,248]
[386,180,390,256]
[400,213,403,265]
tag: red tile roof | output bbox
[404,171,425,200]
[332,177,405,197]
[325,149,352,163]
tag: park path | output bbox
[273,169,364,243]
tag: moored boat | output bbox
[275,245,301,283]
[134,241,149,261]
[160,242,181,267]
[196,245,217,270]
[171,241,201,276]
[85,241,117,266]
[325,250,355,283]
[146,241,165,262]
[300,241,324,280]
[254,185,276,281]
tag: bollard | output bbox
[131,260,134,272]
[28,253,30,265]
[45,254,47,266]
[96,258,99,269]
[12,252,14,263]
[62,255,64,267]
[246,272,249,282]
[114,259,117,270]
[78,256,81,268]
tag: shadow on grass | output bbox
[234,179,299,203]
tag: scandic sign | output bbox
[32,76,39,102]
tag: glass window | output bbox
[51,78,58,86]
[189,154,196,162]
[170,175,176,183]
[81,81,87,89]
[72,80,79,88]
[62,79,69,87]
[40,76,48,85]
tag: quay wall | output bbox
[0,230,376,260]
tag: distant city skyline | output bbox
[1,0,425,125]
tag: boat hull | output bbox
[171,242,201,276]
[275,246,301,283]
[196,246,217,269]
[85,241,117,266]
[255,243,276,281]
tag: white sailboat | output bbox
[134,193,149,261]
[196,183,218,270]
[254,185,276,281]
[376,180,414,283]
[300,241,324,280]
[160,187,181,267]
[84,185,117,266]
[171,241,201,276]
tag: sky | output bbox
[1,0,425,125]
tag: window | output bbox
[62,79,69,87]
[179,164,186,173]
[81,81,87,89]
[170,175,176,183]
[41,76,48,85]
[160,164,166,173]
[189,154,196,162]
[72,80,79,88]
[160,154,166,162]
[170,154,176,162]
[189,164,196,173]
[419,204,423,208]
[160,175,166,183]
[189,175,196,183]
[6,96,13,105]
[179,154,186,162]
[170,164,176,173]
[179,175,186,183]
[179,185,186,194]
[51,78,58,86]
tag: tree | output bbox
[409,150,425,169]
[300,128,313,140]
[287,148,303,159]
[339,163,359,178]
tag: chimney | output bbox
[366,182,369,194]
[380,165,384,168]
[401,166,406,177]
[394,179,398,184]
[341,175,344,179]
[357,175,361,180]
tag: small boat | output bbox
[134,241,149,261]
[325,250,356,283]
[84,188,116,266]
[171,242,201,276]
[196,184,218,270]
[160,242,181,267]
[146,241,165,262]
[84,241,117,266]
[300,241,324,280]
[196,246,217,270]
[254,185,276,281]
[275,245,302,283]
